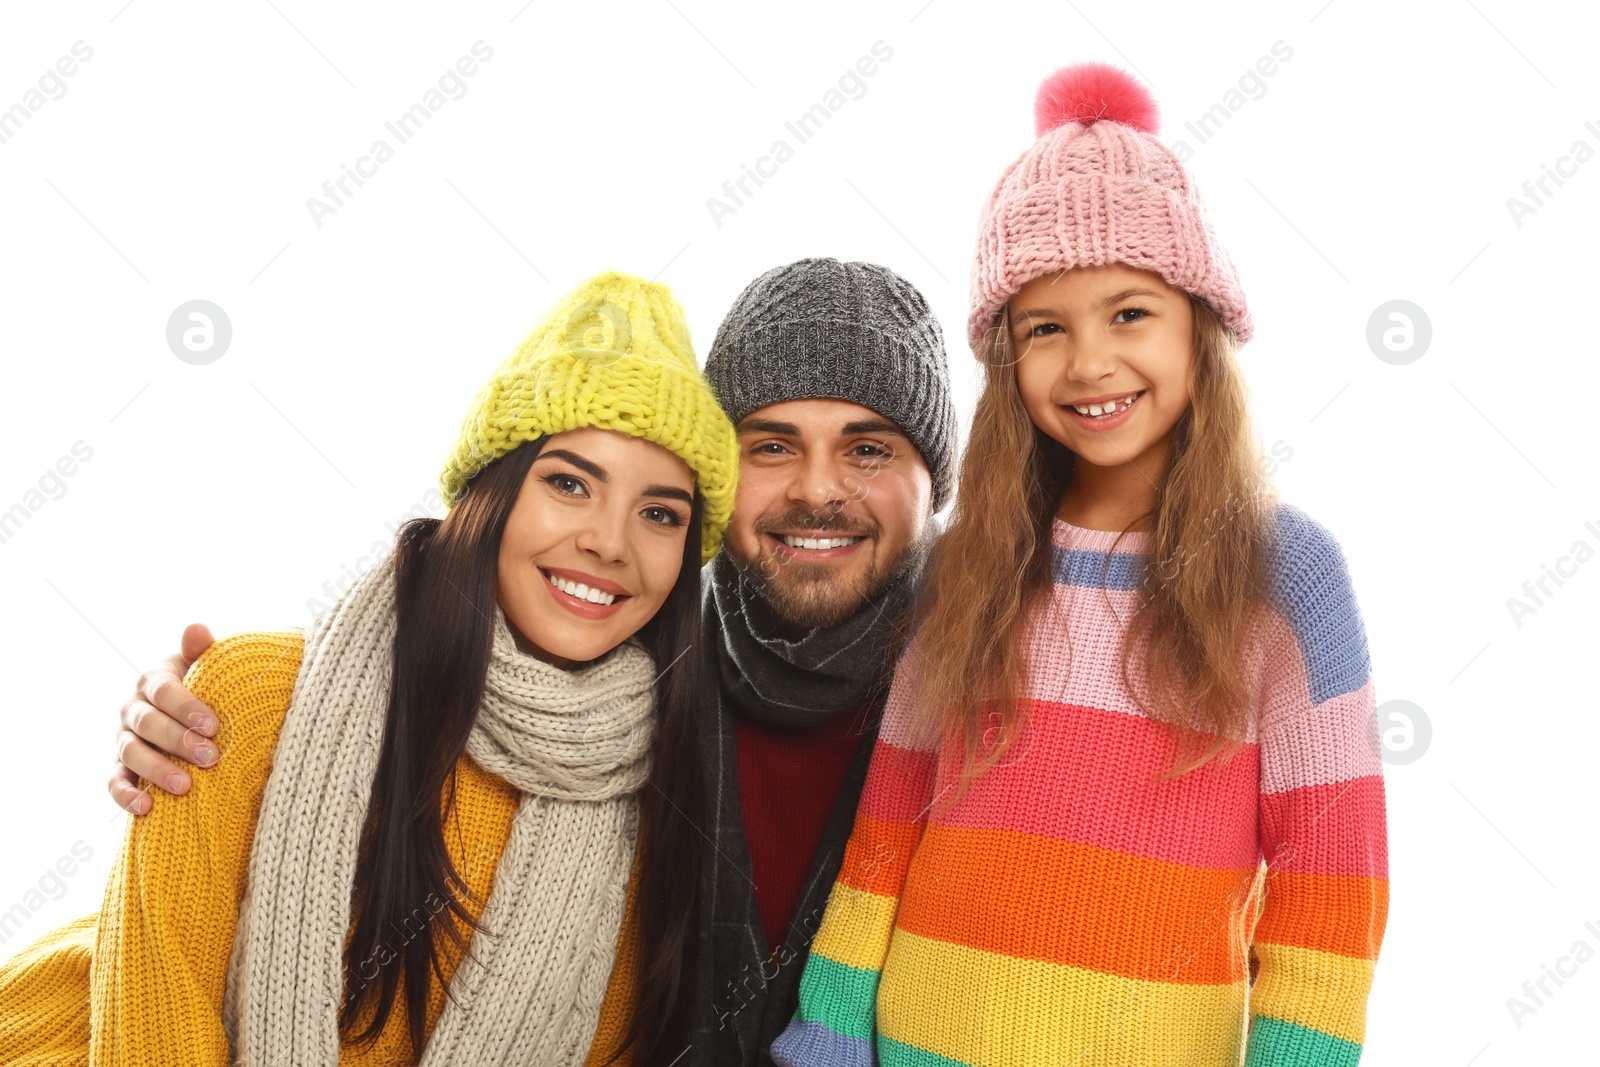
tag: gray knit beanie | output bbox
[705,258,958,510]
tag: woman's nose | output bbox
[574,507,630,563]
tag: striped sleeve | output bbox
[771,666,941,1067]
[1247,507,1389,1066]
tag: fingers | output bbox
[116,725,198,798]
[108,625,221,817]
[108,761,152,815]
[122,696,219,769]
[179,622,215,670]
[135,665,216,738]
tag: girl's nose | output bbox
[1064,335,1120,381]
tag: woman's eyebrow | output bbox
[642,485,694,505]
[538,449,607,481]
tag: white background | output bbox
[2,0,1597,1061]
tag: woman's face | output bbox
[497,427,695,668]
[1008,263,1195,472]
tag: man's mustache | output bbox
[753,510,879,538]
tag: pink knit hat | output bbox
[967,62,1253,351]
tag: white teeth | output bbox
[546,572,617,605]
[782,535,862,550]
[1072,392,1140,418]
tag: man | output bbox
[108,257,958,1066]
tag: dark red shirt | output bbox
[734,710,867,953]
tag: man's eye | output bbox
[752,442,788,455]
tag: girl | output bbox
[772,64,1388,1066]
[0,271,737,1067]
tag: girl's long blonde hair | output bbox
[911,294,1279,794]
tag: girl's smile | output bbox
[1063,388,1145,430]
[1009,265,1194,496]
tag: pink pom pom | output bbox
[1034,62,1159,138]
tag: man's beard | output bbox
[726,508,908,629]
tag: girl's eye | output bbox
[642,505,684,527]
[543,473,588,497]
[1028,322,1062,337]
[1113,306,1149,324]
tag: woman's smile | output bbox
[497,427,695,665]
[538,565,632,620]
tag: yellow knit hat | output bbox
[440,271,738,562]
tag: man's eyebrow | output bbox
[641,485,694,505]
[841,420,906,437]
[537,449,606,481]
[738,419,800,436]
[1011,287,1166,322]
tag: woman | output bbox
[0,271,738,1066]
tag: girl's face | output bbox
[497,427,695,669]
[1008,263,1194,473]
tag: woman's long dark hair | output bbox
[338,436,706,1065]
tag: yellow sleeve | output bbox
[0,913,97,1067]
[87,631,303,1067]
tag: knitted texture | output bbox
[0,631,641,1066]
[687,536,935,1066]
[0,914,96,1063]
[705,258,959,511]
[772,503,1389,1066]
[967,63,1253,350]
[228,552,655,1066]
[735,711,871,955]
[439,270,738,562]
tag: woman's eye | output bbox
[543,473,587,496]
[1113,306,1149,324]
[642,506,684,527]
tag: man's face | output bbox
[723,398,933,629]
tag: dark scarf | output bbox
[688,536,933,1066]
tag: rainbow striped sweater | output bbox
[771,504,1389,1067]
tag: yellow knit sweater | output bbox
[0,631,640,1066]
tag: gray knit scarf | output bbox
[691,534,934,1065]
[709,549,921,728]
[223,550,658,1065]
